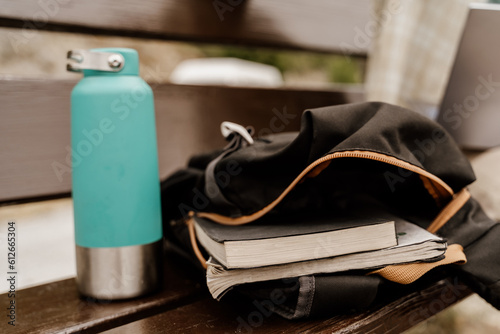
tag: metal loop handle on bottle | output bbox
[67,49,125,73]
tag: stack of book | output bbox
[192,211,447,299]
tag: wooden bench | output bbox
[0,1,472,332]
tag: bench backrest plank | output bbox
[0,78,363,203]
[0,0,371,54]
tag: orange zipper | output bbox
[427,188,470,233]
[196,150,455,226]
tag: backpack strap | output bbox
[427,188,471,233]
[186,214,208,269]
[369,244,466,284]
[369,189,471,284]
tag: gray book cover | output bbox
[194,212,391,242]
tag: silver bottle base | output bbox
[76,239,163,300]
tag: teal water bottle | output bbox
[67,48,163,299]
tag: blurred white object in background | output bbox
[169,58,283,87]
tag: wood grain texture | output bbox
[0,78,364,203]
[101,277,471,334]
[0,0,371,54]
[0,256,207,334]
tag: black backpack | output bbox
[161,102,499,318]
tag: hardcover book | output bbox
[193,212,398,269]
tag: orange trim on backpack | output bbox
[196,150,455,226]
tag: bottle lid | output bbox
[66,48,139,76]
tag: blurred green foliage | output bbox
[199,45,365,84]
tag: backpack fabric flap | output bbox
[204,102,475,218]
[162,102,476,222]
[439,196,500,309]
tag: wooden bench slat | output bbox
[101,278,471,334]
[2,257,206,334]
[0,0,371,54]
[0,78,364,203]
